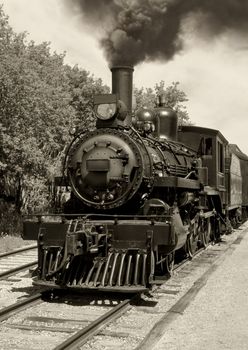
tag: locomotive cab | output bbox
[178,126,227,194]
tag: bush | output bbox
[0,201,22,236]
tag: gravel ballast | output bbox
[153,223,248,350]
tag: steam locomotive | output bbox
[23,66,248,292]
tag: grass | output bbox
[0,202,36,253]
[0,235,35,254]
[0,201,35,254]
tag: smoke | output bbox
[64,0,248,66]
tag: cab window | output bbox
[217,141,224,172]
[199,137,212,156]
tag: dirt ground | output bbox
[153,223,248,350]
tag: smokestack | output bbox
[111,66,134,125]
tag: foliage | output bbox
[134,81,191,125]
[0,201,22,236]
[133,86,155,110]
[0,6,108,216]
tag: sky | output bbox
[1,0,248,153]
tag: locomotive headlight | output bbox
[96,103,117,120]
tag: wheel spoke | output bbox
[199,218,209,248]
[186,217,199,258]
[165,252,174,276]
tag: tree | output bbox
[0,6,108,224]
[65,64,109,130]
[134,81,191,125]
[133,86,155,110]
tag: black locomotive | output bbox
[23,66,248,292]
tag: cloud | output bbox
[1,0,109,82]
[134,30,248,153]
[2,0,248,153]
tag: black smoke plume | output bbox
[64,0,248,66]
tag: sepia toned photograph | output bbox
[0,1,248,349]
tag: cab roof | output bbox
[179,125,229,145]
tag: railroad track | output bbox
[0,224,246,349]
[0,240,224,350]
[0,244,224,350]
[0,244,37,279]
[78,224,248,350]
[54,294,138,350]
[0,288,139,349]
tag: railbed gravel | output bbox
[0,271,38,310]
[0,225,246,349]
[81,225,246,350]
[0,293,122,349]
